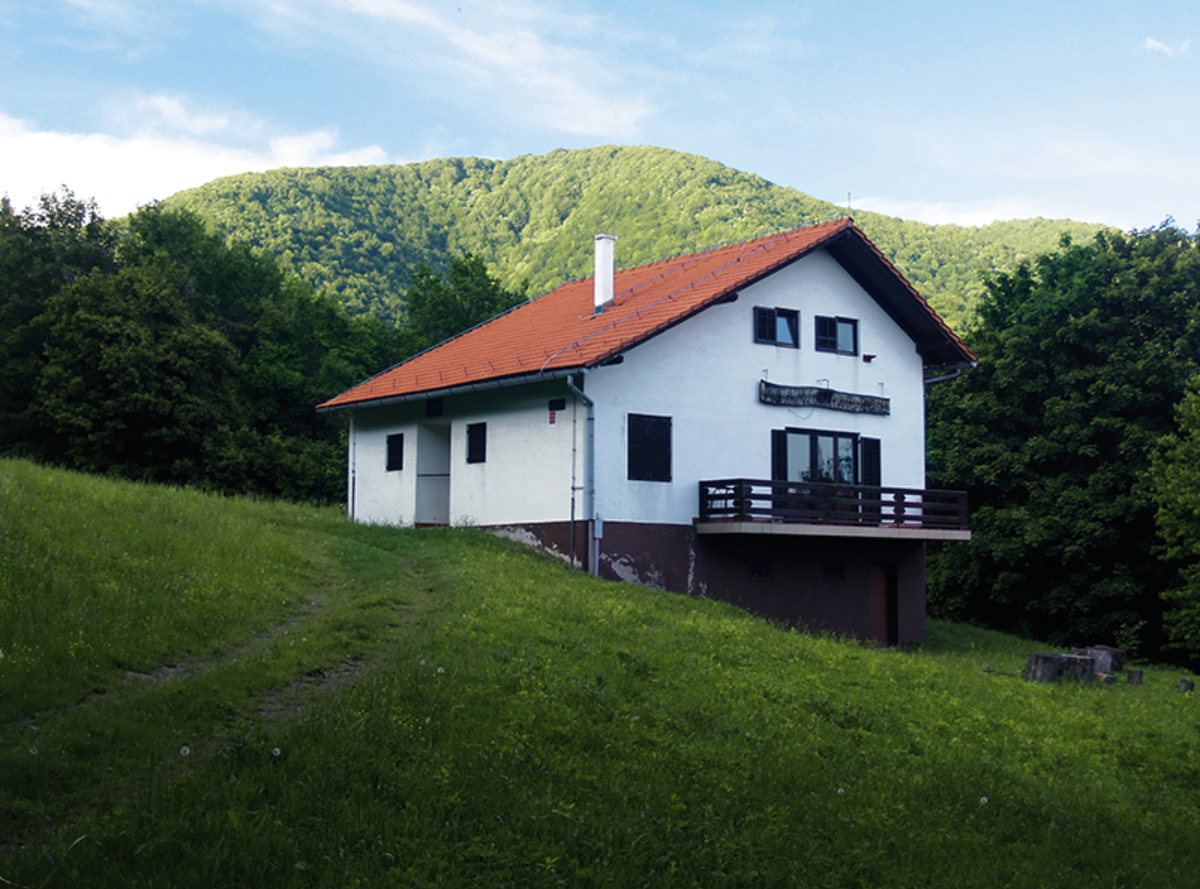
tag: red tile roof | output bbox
[318,218,972,411]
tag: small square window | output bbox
[627,414,671,482]
[815,316,858,355]
[466,422,487,464]
[386,433,404,472]
[754,307,799,348]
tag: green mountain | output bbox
[163,145,1110,332]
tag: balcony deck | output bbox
[697,479,971,541]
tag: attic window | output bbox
[815,316,858,355]
[627,414,672,482]
[755,307,799,348]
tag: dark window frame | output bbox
[754,306,800,348]
[815,316,859,356]
[772,426,879,486]
[466,422,487,464]
[627,413,672,482]
[386,433,404,472]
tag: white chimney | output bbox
[593,233,616,313]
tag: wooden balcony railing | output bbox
[698,479,969,531]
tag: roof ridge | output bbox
[615,213,854,273]
[537,222,849,372]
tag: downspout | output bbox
[569,394,578,569]
[348,411,357,522]
[566,371,598,576]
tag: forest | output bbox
[162,145,1108,333]
[0,191,521,504]
[4,144,1200,664]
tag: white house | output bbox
[318,219,974,643]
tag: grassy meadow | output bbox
[2,457,1199,887]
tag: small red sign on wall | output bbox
[549,411,557,425]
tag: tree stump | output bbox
[1179,678,1195,693]
[1072,646,1126,674]
[1026,653,1066,683]
[1128,670,1144,685]
[1060,654,1096,683]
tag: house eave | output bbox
[316,366,585,414]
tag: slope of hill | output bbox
[3,458,1199,888]
[163,145,1110,332]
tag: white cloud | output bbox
[61,0,169,42]
[852,195,1055,228]
[0,110,390,217]
[1144,37,1189,57]
[135,96,232,136]
[263,0,656,137]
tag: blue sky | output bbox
[2,1,1197,229]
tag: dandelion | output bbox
[837,788,845,794]
[180,746,191,757]
[420,659,426,666]
[980,797,988,805]
[437,667,444,674]
[28,747,37,755]
[272,748,281,757]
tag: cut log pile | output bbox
[1024,646,1195,691]
[1024,646,1125,685]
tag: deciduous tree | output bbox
[927,224,1200,657]
[402,253,527,353]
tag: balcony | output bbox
[697,479,970,541]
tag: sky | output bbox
[1,1,1198,230]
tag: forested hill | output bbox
[162,145,1109,332]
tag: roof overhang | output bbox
[823,228,976,368]
[316,366,583,414]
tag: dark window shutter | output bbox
[628,414,671,481]
[860,437,881,487]
[466,422,487,464]
[386,433,404,471]
[755,307,775,343]
[771,429,788,481]
[815,316,837,351]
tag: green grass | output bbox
[2,458,1199,888]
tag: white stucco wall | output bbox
[585,249,927,527]
[346,380,583,526]
[344,248,930,530]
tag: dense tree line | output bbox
[0,191,519,503]
[927,223,1200,661]
[163,146,1109,333]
